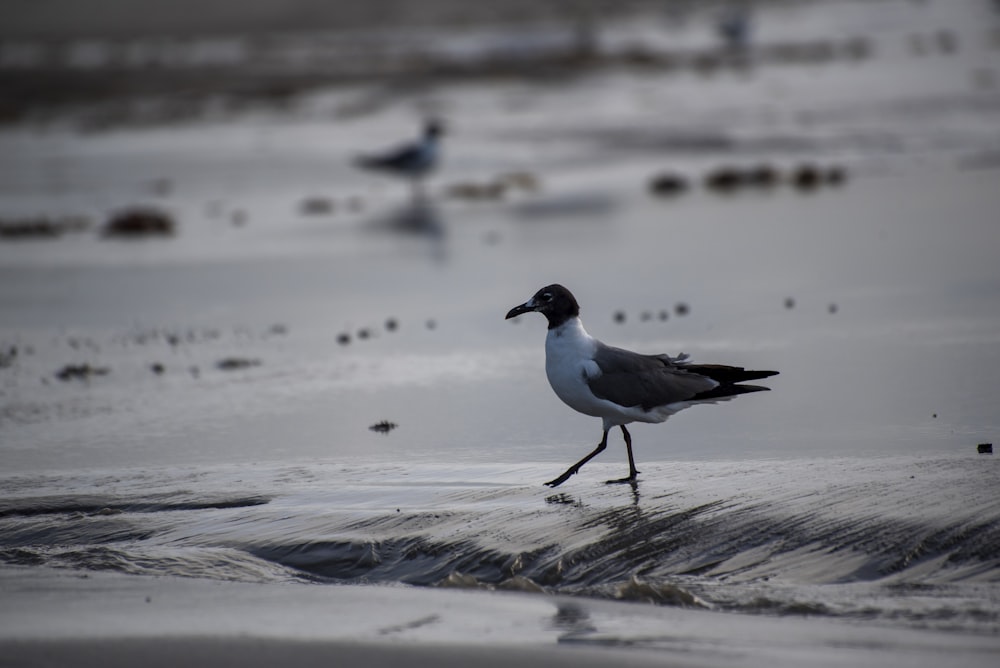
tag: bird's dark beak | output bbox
[505,300,536,320]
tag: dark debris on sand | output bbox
[369,420,398,434]
[215,357,262,371]
[0,216,92,240]
[54,364,110,381]
[102,207,176,238]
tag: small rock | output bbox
[704,167,744,193]
[784,297,796,310]
[674,302,690,317]
[103,207,175,238]
[825,166,847,186]
[55,364,110,381]
[369,420,398,434]
[648,172,689,196]
[299,197,335,215]
[336,332,351,345]
[357,328,372,340]
[613,310,626,324]
[978,443,993,454]
[150,363,165,375]
[745,165,779,189]
[0,215,91,240]
[215,358,261,371]
[791,165,822,192]
[0,346,17,368]
[828,303,839,314]
[385,318,398,332]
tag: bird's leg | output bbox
[606,425,640,485]
[545,429,609,487]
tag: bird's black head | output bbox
[505,284,580,329]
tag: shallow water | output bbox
[1,0,1000,655]
[1,455,998,635]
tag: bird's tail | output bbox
[680,363,778,384]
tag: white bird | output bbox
[506,284,778,487]
[354,120,444,197]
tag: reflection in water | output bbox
[552,601,596,641]
[511,191,617,220]
[366,196,447,260]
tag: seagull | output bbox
[354,120,444,197]
[505,284,778,487]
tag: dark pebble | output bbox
[658,310,669,321]
[978,443,993,454]
[336,332,351,345]
[55,364,110,381]
[102,207,175,238]
[299,197,335,215]
[613,311,626,324]
[216,358,261,371]
[0,215,91,240]
[704,167,744,193]
[674,302,690,317]
[150,363,165,375]
[784,297,796,309]
[791,165,822,191]
[357,328,372,340]
[825,166,847,186]
[369,420,398,434]
[746,165,779,188]
[648,172,689,196]
[828,303,839,314]
[385,318,398,332]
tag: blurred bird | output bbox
[716,4,753,52]
[354,120,444,197]
[506,284,778,487]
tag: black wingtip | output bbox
[682,364,778,384]
[692,383,771,401]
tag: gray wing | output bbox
[586,344,717,410]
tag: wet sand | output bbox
[2,1,1000,666]
[1,639,684,668]
[3,565,998,668]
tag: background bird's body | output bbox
[353,121,444,196]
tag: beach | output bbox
[2,0,1000,665]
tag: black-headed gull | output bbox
[506,284,777,487]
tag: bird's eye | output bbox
[540,293,552,302]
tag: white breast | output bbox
[544,319,611,418]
